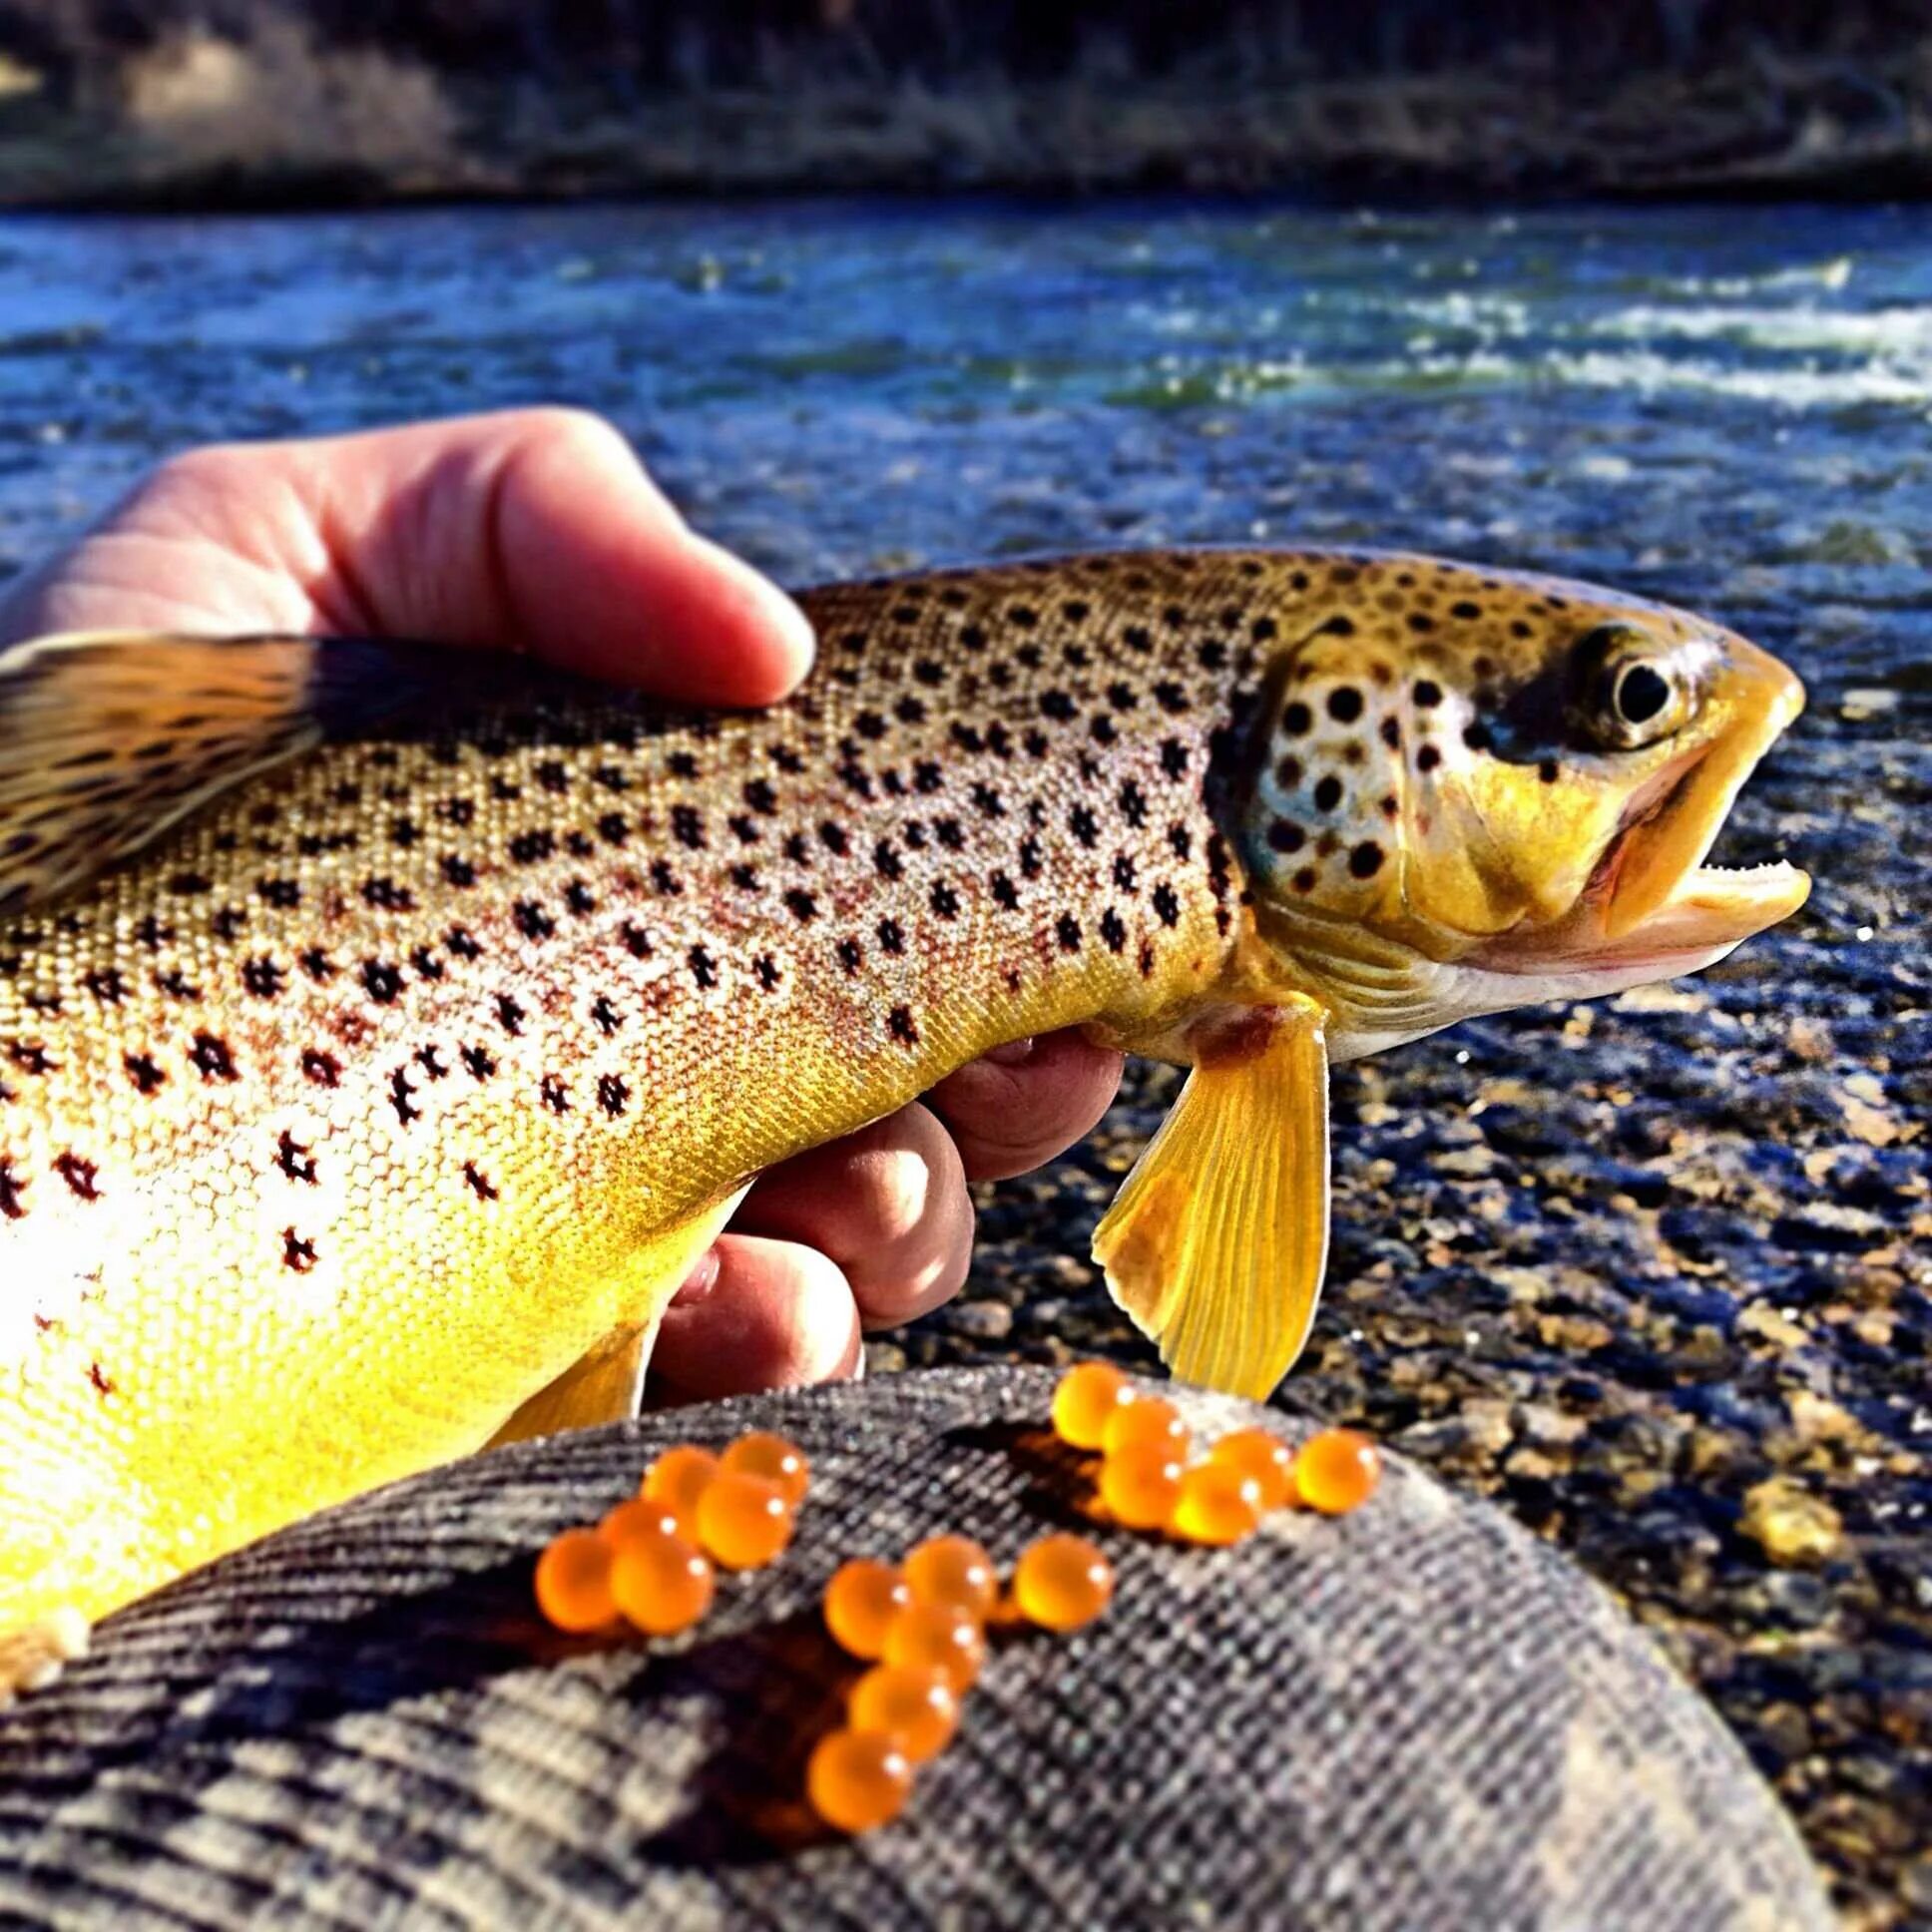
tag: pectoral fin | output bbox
[1093,998,1330,1399]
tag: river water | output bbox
[0,200,1924,1916]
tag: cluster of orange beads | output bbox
[1056,1362,1380,1545]
[810,1525,1114,1832]
[533,1430,809,1639]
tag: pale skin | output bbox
[0,407,1125,1403]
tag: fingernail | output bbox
[985,1037,1036,1067]
[671,1247,721,1305]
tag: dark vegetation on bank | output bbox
[3,1,1932,206]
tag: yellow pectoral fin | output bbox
[1093,999,1331,1400]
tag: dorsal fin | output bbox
[0,631,448,915]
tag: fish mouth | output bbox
[1488,643,1810,977]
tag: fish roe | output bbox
[1052,1361,1132,1450]
[1293,1428,1382,1515]
[643,1444,720,1527]
[609,1524,715,1637]
[1100,1394,1190,1461]
[1098,1442,1186,1530]
[721,1430,810,1506]
[1173,1463,1263,1547]
[599,1497,687,1547]
[848,1664,960,1763]
[534,1527,616,1633]
[1012,1533,1114,1631]
[903,1534,998,1622]
[695,1470,794,1570]
[1209,1429,1296,1512]
[823,1558,913,1660]
[806,1727,914,1833]
[881,1600,986,1691]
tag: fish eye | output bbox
[1571,624,1694,750]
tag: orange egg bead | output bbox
[903,1534,998,1622]
[599,1496,687,1548]
[1101,1394,1190,1461]
[823,1559,913,1660]
[1209,1428,1296,1511]
[695,1470,794,1570]
[534,1527,616,1633]
[1051,1361,1131,1450]
[1012,1533,1114,1631]
[806,1727,914,1833]
[1173,1463,1263,1546]
[609,1524,715,1637]
[1293,1428,1382,1515]
[848,1664,960,1762]
[721,1430,810,1506]
[643,1444,720,1525]
[881,1600,986,1691]
[1099,1442,1186,1530]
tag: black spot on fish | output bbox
[597,1075,629,1118]
[541,1074,570,1114]
[276,1131,317,1185]
[362,958,405,1004]
[784,888,817,923]
[1100,908,1127,952]
[0,1157,22,1219]
[1113,854,1139,892]
[1268,819,1305,853]
[281,1228,318,1274]
[930,881,961,919]
[888,1005,919,1047]
[1414,680,1443,709]
[689,946,718,990]
[124,1052,166,1096]
[1327,688,1363,724]
[1152,884,1181,927]
[388,1067,421,1126]
[496,993,526,1036]
[54,1153,99,1201]
[754,954,781,992]
[463,1161,499,1202]
[877,917,906,956]
[1313,776,1343,813]
[301,1049,341,1088]
[514,901,556,942]
[190,1033,237,1083]
[1056,914,1082,952]
[461,1044,496,1080]
[1349,841,1385,879]
[242,956,285,999]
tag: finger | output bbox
[650,1234,862,1404]
[924,1030,1124,1182]
[732,1104,974,1329]
[113,409,814,704]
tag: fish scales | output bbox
[0,547,1809,1645]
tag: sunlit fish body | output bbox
[0,549,1806,1672]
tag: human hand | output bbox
[0,408,1124,1401]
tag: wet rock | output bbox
[1741,1478,1847,1567]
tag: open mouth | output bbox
[1586,686,1809,961]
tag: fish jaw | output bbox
[1470,635,1809,986]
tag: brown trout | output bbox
[0,548,1807,1676]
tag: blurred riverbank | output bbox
[5,11,1932,208]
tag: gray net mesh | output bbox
[0,1367,1830,1930]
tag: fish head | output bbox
[1231,554,1808,1033]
